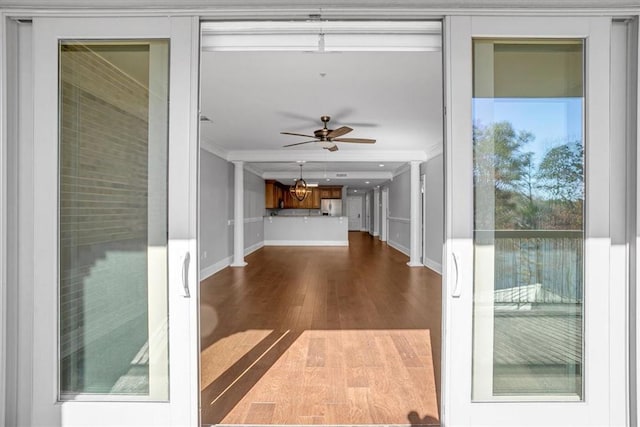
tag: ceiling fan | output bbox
[281,115,376,152]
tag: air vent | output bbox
[336,173,348,177]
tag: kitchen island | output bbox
[264,215,348,246]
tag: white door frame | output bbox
[365,193,371,233]
[443,15,626,426]
[421,173,426,264]
[347,195,363,231]
[8,15,201,426]
[0,5,638,427]
[381,187,389,242]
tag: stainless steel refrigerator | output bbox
[321,199,342,216]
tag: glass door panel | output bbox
[444,16,624,427]
[472,39,584,400]
[31,16,198,426]
[59,40,169,400]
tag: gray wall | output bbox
[424,154,444,273]
[199,150,266,279]
[387,167,411,256]
[200,149,234,274]
[243,168,265,251]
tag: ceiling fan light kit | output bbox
[281,115,376,152]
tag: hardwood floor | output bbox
[200,232,442,426]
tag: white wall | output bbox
[199,150,265,279]
[423,154,444,273]
[387,167,411,256]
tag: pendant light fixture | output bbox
[290,164,309,202]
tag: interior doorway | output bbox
[348,196,363,231]
[198,18,444,426]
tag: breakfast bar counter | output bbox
[263,215,348,246]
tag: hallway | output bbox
[200,232,441,425]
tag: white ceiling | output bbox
[199,26,444,190]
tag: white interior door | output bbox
[347,196,362,230]
[30,16,200,426]
[444,16,626,426]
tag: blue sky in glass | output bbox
[473,97,583,166]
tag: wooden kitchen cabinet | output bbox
[318,186,343,199]
[265,180,283,208]
[267,180,322,209]
[310,188,321,208]
[281,186,320,209]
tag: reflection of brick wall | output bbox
[60,46,149,246]
[59,45,152,394]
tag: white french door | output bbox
[30,16,199,426]
[444,16,626,426]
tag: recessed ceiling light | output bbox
[365,181,370,184]
[354,190,358,193]
[379,164,384,167]
[326,178,331,181]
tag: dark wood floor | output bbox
[200,232,442,425]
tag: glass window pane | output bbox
[59,40,169,400]
[472,39,584,400]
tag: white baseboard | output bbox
[373,232,379,237]
[387,239,410,257]
[200,241,265,280]
[423,257,443,275]
[245,241,264,256]
[264,240,348,246]
[199,255,232,281]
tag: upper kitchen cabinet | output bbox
[267,180,326,209]
[310,187,321,208]
[319,186,343,199]
[265,180,283,209]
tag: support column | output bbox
[231,161,247,267]
[408,160,422,267]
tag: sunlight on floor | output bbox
[201,328,275,391]
[201,329,438,425]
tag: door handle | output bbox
[451,252,461,298]
[182,251,191,298]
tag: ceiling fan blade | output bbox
[282,140,317,147]
[327,126,352,139]
[281,131,316,138]
[332,137,376,144]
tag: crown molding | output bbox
[200,139,229,160]
[392,163,411,177]
[425,143,443,160]
[243,163,264,178]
